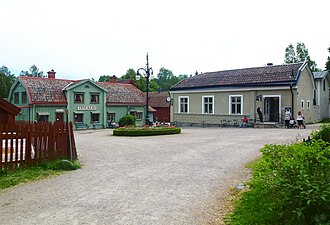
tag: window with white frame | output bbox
[179,96,189,113]
[307,100,310,110]
[136,112,143,120]
[203,96,214,114]
[301,100,304,110]
[230,95,242,114]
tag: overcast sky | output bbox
[1,0,329,80]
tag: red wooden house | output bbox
[148,92,170,122]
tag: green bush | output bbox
[228,140,330,225]
[118,114,136,127]
[320,118,330,123]
[311,123,330,143]
[113,127,181,136]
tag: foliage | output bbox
[113,126,181,136]
[284,42,319,72]
[118,114,136,127]
[20,64,44,77]
[326,47,330,71]
[0,66,16,98]
[311,123,330,143]
[153,67,188,91]
[98,75,111,82]
[0,160,81,189]
[320,118,330,124]
[228,140,330,225]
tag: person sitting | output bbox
[239,116,249,128]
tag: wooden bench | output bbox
[75,123,89,130]
[92,123,105,129]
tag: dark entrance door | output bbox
[56,112,64,122]
[269,97,279,122]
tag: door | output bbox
[263,97,279,122]
[56,112,64,122]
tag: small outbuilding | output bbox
[0,97,21,125]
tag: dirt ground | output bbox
[0,126,316,225]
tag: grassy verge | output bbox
[0,160,81,190]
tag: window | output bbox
[323,79,326,91]
[22,92,27,104]
[307,100,310,110]
[74,113,83,123]
[136,112,143,121]
[56,112,64,121]
[301,100,304,110]
[74,93,84,103]
[107,113,115,122]
[90,93,99,103]
[91,113,100,123]
[37,112,49,122]
[203,96,214,114]
[230,95,242,114]
[179,96,189,113]
[14,92,19,104]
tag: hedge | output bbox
[113,127,181,136]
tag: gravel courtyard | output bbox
[0,126,316,225]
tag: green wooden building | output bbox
[8,70,146,127]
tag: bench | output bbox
[75,123,89,130]
[92,123,105,129]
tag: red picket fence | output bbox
[1,121,77,171]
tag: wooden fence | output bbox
[1,121,76,171]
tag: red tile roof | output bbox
[97,82,145,105]
[148,92,170,108]
[18,76,145,106]
[171,63,304,90]
[19,76,74,104]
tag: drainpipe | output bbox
[290,83,294,115]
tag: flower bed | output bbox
[113,126,181,136]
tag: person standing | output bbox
[284,110,291,128]
[257,106,263,122]
[297,111,305,129]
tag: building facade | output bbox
[313,71,330,120]
[170,62,320,126]
[8,70,146,127]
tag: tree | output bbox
[0,66,16,98]
[120,68,160,92]
[20,65,44,77]
[326,47,330,71]
[98,75,111,82]
[284,42,319,72]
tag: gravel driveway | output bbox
[0,126,316,225]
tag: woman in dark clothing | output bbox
[257,107,263,122]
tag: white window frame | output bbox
[202,95,214,114]
[229,95,243,115]
[136,112,143,121]
[301,100,304,110]
[178,96,189,113]
[307,100,310,110]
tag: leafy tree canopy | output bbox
[98,75,111,82]
[326,47,330,71]
[20,65,44,77]
[0,66,16,98]
[284,42,319,72]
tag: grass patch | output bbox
[0,160,81,190]
[245,157,262,169]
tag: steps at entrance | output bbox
[254,122,279,128]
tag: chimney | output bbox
[267,63,273,66]
[110,75,117,83]
[47,69,56,79]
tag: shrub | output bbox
[320,118,330,123]
[118,114,136,127]
[113,127,181,136]
[228,140,330,225]
[311,123,330,143]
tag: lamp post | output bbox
[137,53,153,126]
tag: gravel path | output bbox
[0,126,316,225]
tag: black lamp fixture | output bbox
[137,53,153,126]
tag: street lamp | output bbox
[137,53,153,126]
